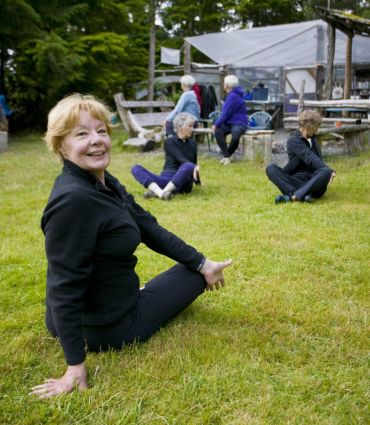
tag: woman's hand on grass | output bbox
[30,362,88,399]
[200,258,232,291]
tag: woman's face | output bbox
[177,123,194,140]
[305,124,320,137]
[60,110,111,182]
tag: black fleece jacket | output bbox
[283,130,334,175]
[163,135,197,172]
[41,160,204,365]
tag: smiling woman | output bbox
[31,94,232,399]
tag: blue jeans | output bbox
[215,123,247,158]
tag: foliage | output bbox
[236,0,304,27]
[0,134,369,424]
[1,0,369,129]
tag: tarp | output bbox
[185,20,370,68]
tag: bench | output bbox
[113,93,174,150]
[316,125,369,154]
[193,128,274,163]
[284,116,370,129]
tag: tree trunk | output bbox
[343,33,353,100]
[183,41,191,74]
[147,0,156,109]
[323,23,335,100]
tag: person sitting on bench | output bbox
[132,112,200,201]
[266,110,336,203]
[163,75,200,137]
[211,75,248,165]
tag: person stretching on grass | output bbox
[30,94,232,399]
[266,109,336,203]
[131,112,200,201]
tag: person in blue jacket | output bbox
[163,75,200,136]
[211,75,248,165]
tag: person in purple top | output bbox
[211,75,248,165]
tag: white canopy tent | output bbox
[185,20,370,68]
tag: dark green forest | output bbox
[0,0,368,129]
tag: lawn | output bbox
[0,131,369,424]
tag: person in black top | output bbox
[266,110,336,203]
[131,112,200,200]
[31,94,232,399]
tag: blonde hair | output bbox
[44,93,113,157]
[298,109,322,131]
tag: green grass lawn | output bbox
[0,130,369,424]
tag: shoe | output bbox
[162,191,173,201]
[144,190,158,199]
[303,194,313,203]
[220,157,231,165]
[275,194,291,204]
[194,169,201,185]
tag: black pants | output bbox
[215,123,247,158]
[47,264,206,353]
[266,163,332,200]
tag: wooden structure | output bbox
[114,93,175,149]
[285,98,369,153]
[0,131,8,153]
[316,125,368,154]
[317,8,370,100]
[193,127,273,163]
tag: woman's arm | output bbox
[287,136,331,171]
[32,191,99,398]
[166,92,188,122]
[214,92,239,127]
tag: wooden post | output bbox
[147,0,156,109]
[343,33,353,100]
[184,41,191,74]
[297,79,306,116]
[324,23,335,100]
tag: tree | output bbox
[0,0,40,94]
[236,0,304,27]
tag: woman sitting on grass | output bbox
[131,112,200,201]
[31,94,232,399]
[265,109,336,203]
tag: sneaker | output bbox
[194,169,201,185]
[144,190,158,199]
[220,157,231,165]
[162,191,173,201]
[275,194,291,204]
[303,194,313,203]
